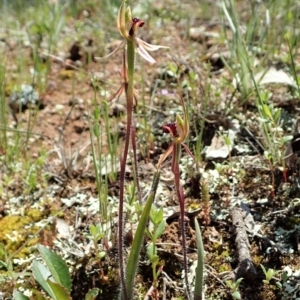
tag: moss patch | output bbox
[0,208,45,259]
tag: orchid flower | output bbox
[157,98,194,169]
[99,1,168,64]
[117,1,168,64]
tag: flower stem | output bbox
[173,142,192,300]
[119,39,135,300]
[127,40,135,95]
[127,37,140,199]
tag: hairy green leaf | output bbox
[37,244,71,292]
[32,260,56,299]
[47,279,72,300]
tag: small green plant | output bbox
[221,0,254,100]
[89,100,118,238]
[253,87,286,196]
[88,223,107,260]
[25,244,72,300]
[260,264,281,287]
[145,205,166,299]
[0,243,13,274]
[23,149,48,193]
[0,243,32,287]
[226,278,243,300]
[255,89,283,166]
[14,244,99,300]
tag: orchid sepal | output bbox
[135,38,169,64]
[136,38,169,52]
[95,41,125,61]
[117,1,130,39]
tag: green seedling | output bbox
[0,243,13,274]
[88,103,114,243]
[88,224,107,259]
[256,89,283,166]
[221,0,253,100]
[254,88,284,197]
[260,264,280,286]
[145,205,166,299]
[226,278,243,300]
[0,243,31,285]
[15,244,99,300]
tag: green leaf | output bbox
[260,264,267,276]
[232,291,241,299]
[125,171,160,299]
[149,254,159,265]
[153,208,163,225]
[84,289,99,300]
[47,279,72,300]
[89,224,104,241]
[273,108,281,123]
[275,281,282,289]
[93,124,100,137]
[154,220,166,240]
[0,243,6,258]
[146,242,157,259]
[223,135,231,147]
[282,135,293,144]
[85,289,99,300]
[194,218,204,300]
[98,251,106,260]
[0,260,7,269]
[235,277,243,286]
[282,271,288,282]
[32,260,56,299]
[93,107,100,120]
[89,224,98,236]
[13,291,30,300]
[262,104,272,119]
[37,244,71,292]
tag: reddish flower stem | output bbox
[173,143,192,299]
[119,39,136,299]
[118,82,132,300]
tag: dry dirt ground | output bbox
[1,1,300,300]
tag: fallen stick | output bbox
[231,207,257,280]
